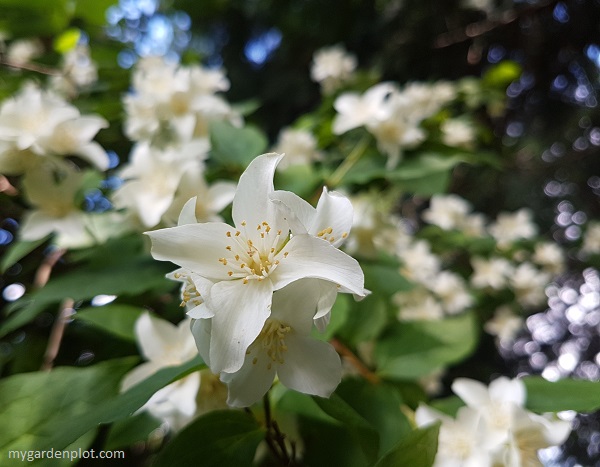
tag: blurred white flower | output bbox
[582,221,600,254]
[511,262,550,308]
[120,313,200,431]
[471,256,514,290]
[19,167,95,248]
[422,194,473,231]
[310,45,357,94]
[416,405,498,467]
[0,85,109,172]
[147,153,366,374]
[430,270,473,315]
[272,128,322,170]
[398,240,441,284]
[441,118,476,149]
[484,306,524,342]
[6,38,43,65]
[50,44,98,96]
[489,208,537,247]
[393,288,444,321]
[533,242,565,275]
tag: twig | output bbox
[0,175,18,196]
[0,58,60,76]
[434,0,559,49]
[40,298,74,371]
[331,338,381,385]
[326,135,370,188]
[263,393,294,466]
[33,248,66,288]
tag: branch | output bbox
[0,58,60,76]
[331,338,381,385]
[40,298,74,371]
[434,0,559,49]
[33,248,66,289]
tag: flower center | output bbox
[173,271,203,308]
[218,220,289,284]
[253,318,291,370]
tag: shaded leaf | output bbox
[374,423,440,467]
[524,376,600,413]
[74,304,146,341]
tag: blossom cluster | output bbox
[416,377,572,466]
[146,153,367,408]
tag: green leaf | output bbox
[524,376,600,413]
[0,356,203,455]
[336,378,412,455]
[152,410,265,467]
[209,121,268,168]
[483,60,522,90]
[104,412,161,450]
[338,296,388,345]
[374,312,479,380]
[74,304,145,341]
[374,423,440,467]
[74,0,118,27]
[363,262,414,297]
[53,28,81,54]
[313,393,380,463]
[430,396,464,417]
[0,236,48,273]
[0,256,173,338]
[0,0,73,36]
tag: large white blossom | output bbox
[146,153,366,374]
[120,313,200,431]
[471,256,514,290]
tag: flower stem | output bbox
[331,338,381,385]
[263,393,294,466]
[326,135,370,188]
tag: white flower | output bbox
[398,240,441,284]
[441,118,476,149]
[401,81,455,121]
[50,44,98,96]
[422,194,473,231]
[310,45,357,94]
[582,221,600,254]
[0,85,109,171]
[146,153,366,374]
[416,405,498,467]
[484,306,524,341]
[471,256,514,290]
[202,279,342,407]
[393,288,444,321]
[19,166,95,248]
[489,208,538,247]
[510,262,550,308]
[332,82,398,135]
[161,163,236,226]
[272,128,322,170]
[112,141,208,228]
[452,377,526,444]
[533,242,565,275]
[121,313,200,431]
[6,38,43,65]
[429,271,473,315]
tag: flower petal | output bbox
[311,187,354,248]
[177,196,198,225]
[451,378,491,408]
[270,189,314,234]
[277,335,341,398]
[190,318,212,366]
[272,235,365,297]
[232,153,284,234]
[145,222,235,281]
[120,361,160,392]
[270,279,326,333]
[489,376,526,407]
[207,279,274,373]
[135,312,182,361]
[220,347,277,408]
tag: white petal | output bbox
[272,235,365,296]
[220,347,277,408]
[207,279,274,373]
[415,404,452,427]
[145,222,235,281]
[270,279,324,333]
[190,318,212,366]
[19,211,55,241]
[451,378,491,408]
[277,335,341,397]
[177,196,198,225]
[270,189,314,234]
[232,153,284,234]
[135,312,181,361]
[76,142,110,170]
[489,376,526,407]
[207,181,236,213]
[120,361,160,392]
[311,187,354,247]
